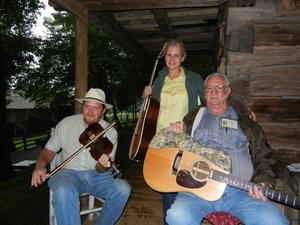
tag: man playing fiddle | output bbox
[31,88,131,225]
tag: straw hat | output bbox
[75,88,113,109]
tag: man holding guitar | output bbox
[168,73,288,225]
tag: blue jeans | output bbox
[48,168,131,225]
[166,186,289,225]
[162,193,177,225]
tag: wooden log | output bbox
[254,24,300,46]
[227,7,300,35]
[254,45,300,52]
[227,24,253,52]
[251,97,300,122]
[259,122,300,152]
[274,149,300,166]
[228,46,300,64]
[227,47,300,80]
[250,65,300,97]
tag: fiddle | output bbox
[44,120,118,180]
[79,122,123,178]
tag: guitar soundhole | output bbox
[191,160,210,182]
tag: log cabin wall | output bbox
[224,0,300,165]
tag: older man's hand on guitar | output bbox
[248,182,270,201]
[170,121,186,133]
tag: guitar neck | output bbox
[210,169,300,209]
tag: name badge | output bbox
[221,118,238,129]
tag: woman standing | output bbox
[143,39,205,131]
[142,39,205,224]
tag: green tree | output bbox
[0,0,43,180]
[88,24,149,123]
[14,13,150,123]
[13,12,76,121]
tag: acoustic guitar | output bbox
[143,147,300,209]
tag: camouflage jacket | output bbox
[183,99,277,187]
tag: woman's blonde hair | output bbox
[163,39,187,60]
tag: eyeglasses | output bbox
[205,85,227,92]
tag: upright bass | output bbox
[128,47,165,161]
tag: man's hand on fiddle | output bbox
[96,154,113,172]
[98,154,112,167]
[170,121,186,133]
[248,182,270,201]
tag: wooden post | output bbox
[74,6,88,114]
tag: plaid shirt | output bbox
[192,106,254,180]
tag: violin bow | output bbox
[44,120,118,180]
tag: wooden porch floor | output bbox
[81,162,164,225]
[116,162,164,225]
[82,162,213,225]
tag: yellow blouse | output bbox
[156,69,189,131]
